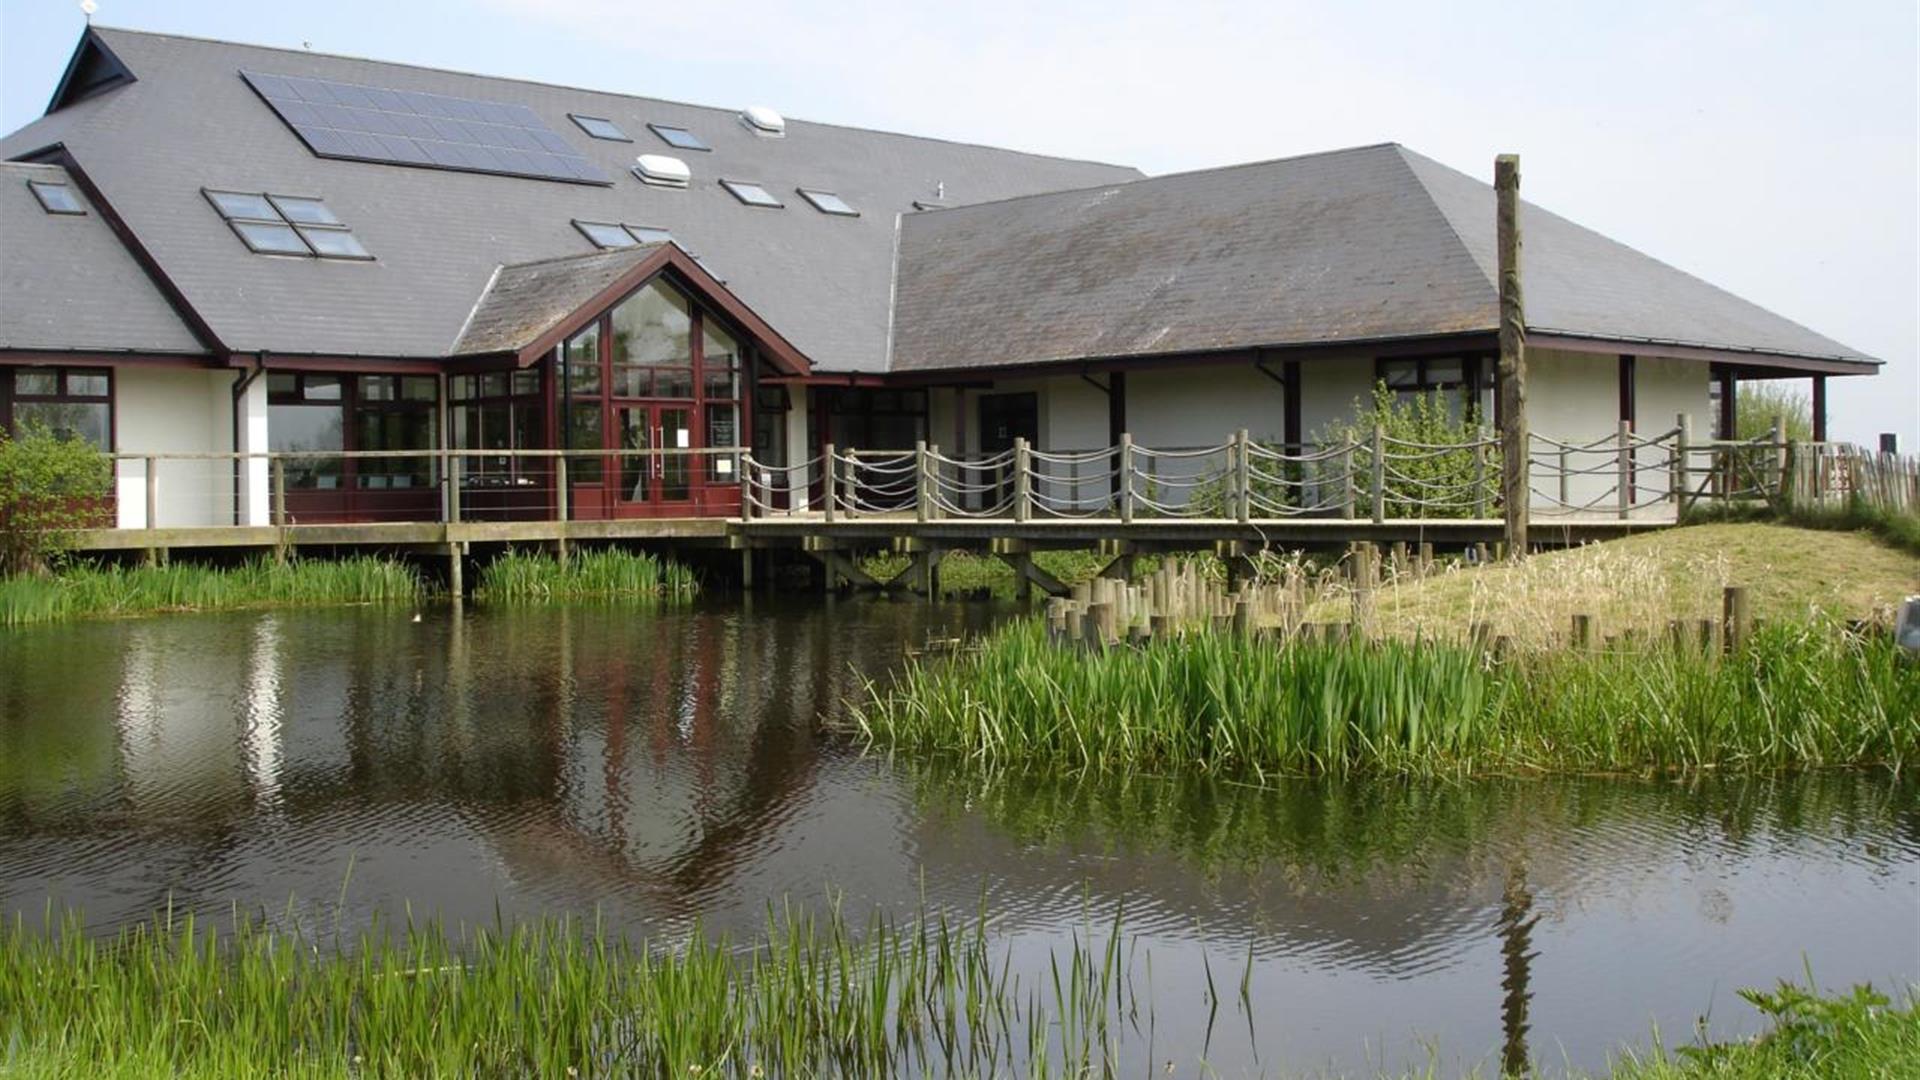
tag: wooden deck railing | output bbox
[91,423,1907,533]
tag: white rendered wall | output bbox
[114,366,237,528]
[781,385,812,510]
[233,374,269,526]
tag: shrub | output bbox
[0,424,113,575]
[1316,382,1498,519]
[1735,382,1814,442]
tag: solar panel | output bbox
[242,69,611,186]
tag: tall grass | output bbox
[857,619,1919,776]
[0,903,1131,1079]
[1,902,1909,1079]
[474,547,698,602]
[0,556,423,627]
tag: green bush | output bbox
[1735,382,1814,442]
[0,424,113,575]
[1319,382,1498,519]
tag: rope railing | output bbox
[94,422,1880,532]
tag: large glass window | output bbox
[267,374,346,489]
[557,276,753,501]
[452,370,543,485]
[702,321,742,480]
[353,375,438,489]
[4,367,112,449]
[609,281,693,397]
[1377,356,1492,422]
[562,324,604,482]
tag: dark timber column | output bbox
[1811,375,1828,442]
[1728,363,1743,434]
[1495,154,1528,557]
[1283,361,1302,451]
[1617,355,1636,428]
[1619,354,1637,495]
[1107,371,1127,504]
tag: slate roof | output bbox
[1,30,1875,380]
[0,26,1141,370]
[889,144,1875,373]
[450,245,666,357]
[0,161,203,355]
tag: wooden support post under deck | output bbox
[447,543,464,601]
[1495,153,1529,556]
[1723,585,1752,653]
[1811,376,1827,443]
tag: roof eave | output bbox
[1526,331,1880,376]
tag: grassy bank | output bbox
[0,907,1909,1079]
[860,547,1127,599]
[0,556,423,627]
[473,547,697,602]
[858,618,1918,776]
[1307,522,1920,646]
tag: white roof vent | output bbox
[632,154,691,188]
[740,105,786,137]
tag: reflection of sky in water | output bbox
[0,599,1914,1076]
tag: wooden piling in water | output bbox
[1723,586,1752,653]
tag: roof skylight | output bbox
[648,123,710,152]
[720,179,783,208]
[797,188,858,216]
[739,105,785,137]
[27,180,85,215]
[574,220,637,248]
[204,189,372,260]
[570,114,631,141]
[573,220,677,250]
[633,154,692,188]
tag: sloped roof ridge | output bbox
[86,25,1137,172]
[1390,145,1499,294]
[497,243,666,274]
[909,141,1408,218]
[1395,145,1870,362]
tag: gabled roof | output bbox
[888,143,1875,373]
[0,26,1140,369]
[0,161,203,356]
[450,242,811,374]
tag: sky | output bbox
[2,0,1914,445]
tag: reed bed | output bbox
[473,547,698,603]
[0,556,423,627]
[0,904,1137,1079]
[857,619,1919,777]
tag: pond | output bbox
[1,599,1914,1076]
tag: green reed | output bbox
[857,619,1919,777]
[474,547,698,603]
[0,556,423,627]
[0,903,1133,1080]
[1,901,1909,1079]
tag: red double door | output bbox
[569,402,741,519]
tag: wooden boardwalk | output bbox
[69,510,1666,555]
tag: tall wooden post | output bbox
[1495,154,1528,557]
